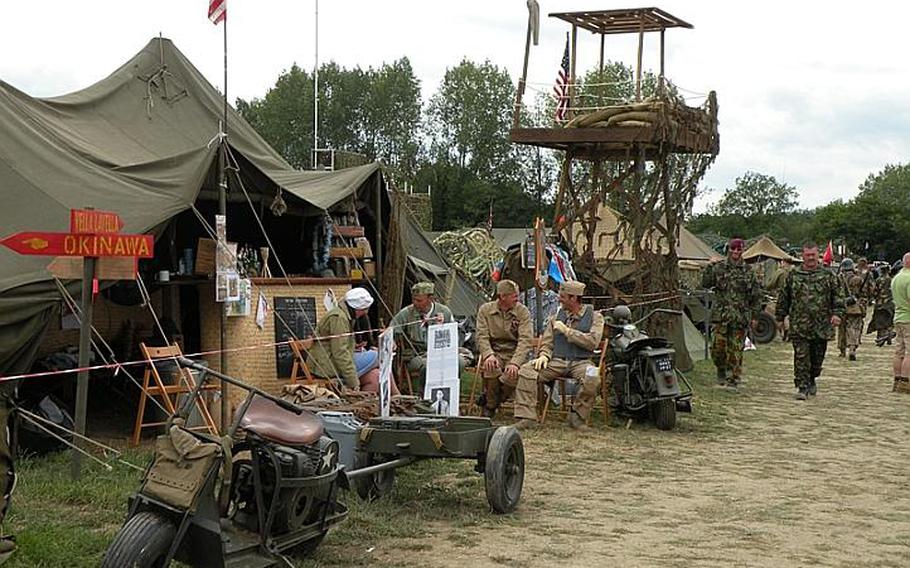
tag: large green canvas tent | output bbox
[0,37,386,375]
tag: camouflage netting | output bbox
[432,228,503,293]
[557,94,720,368]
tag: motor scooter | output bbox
[605,307,693,430]
[102,358,347,568]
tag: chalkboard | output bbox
[274,297,317,378]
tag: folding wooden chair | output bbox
[288,337,341,394]
[538,336,610,425]
[131,343,219,446]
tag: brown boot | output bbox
[896,378,910,394]
[567,411,590,430]
[514,418,539,430]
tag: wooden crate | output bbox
[195,238,216,275]
[330,247,364,259]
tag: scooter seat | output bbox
[239,397,324,446]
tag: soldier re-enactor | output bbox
[775,241,845,400]
[701,237,762,390]
[390,282,466,394]
[890,253,910,393]
[513,281,604,430]
[870,263,895,345]
[475,279,533,418]
[837,258,874,360]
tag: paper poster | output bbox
[256,291,268,329]
[226,279,251,317]
[378,328,394,418]
[424,322,459,416]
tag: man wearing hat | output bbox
[308,287,398,393]
[513,280,604,429]
[701,237,762,390]
[838,257,874,360]
[390,281,465,393]
[475,279,533,418]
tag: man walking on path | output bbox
[776,242,845,400]
[701,237,762,390]
[890,253,910,393]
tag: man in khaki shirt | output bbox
[513,280,604,430]
[475,279,533,418]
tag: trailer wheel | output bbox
[352,451,395,502]
[753,312,777,344]
[484,426,524,514]
[101,512,175,568]
[650,398,677,431]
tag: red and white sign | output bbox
[1,231,153,258]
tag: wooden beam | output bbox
[636,19,644,101]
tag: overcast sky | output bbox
[3,1,909,213]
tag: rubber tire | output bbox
[352,451,396,502]
[650,398,677,431]
[484,426,525,514]
[752,312,777,344]
[101,512,176,568]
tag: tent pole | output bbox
[219,15,230,432]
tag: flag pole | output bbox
[218,7,230,432]
[313,0,319,169]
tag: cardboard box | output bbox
[363,260,375,278]
[330,247,364,259]
[195,238,216,275]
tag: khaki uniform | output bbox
[390,301,465,391]
[475,300,533,411]
[307,304,358,388]
[514,305,604,421]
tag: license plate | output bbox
[656,358,673,372]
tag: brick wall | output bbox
[200,278,353,409]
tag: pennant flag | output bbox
[208,0,226,25]
[822,240,834,265]
[553,34,570,121]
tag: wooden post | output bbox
[659,29,666,93]
[636,20,644,101]
[599,34,606,108]
[569,24,577,119]
[70,255,96,480]
[513,14,534,129]
[375,172,383,294]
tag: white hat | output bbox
[344,287,374,310]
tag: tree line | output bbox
[688,164,910,262]
[236,57,670,231]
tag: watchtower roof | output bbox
[549,7,693,35]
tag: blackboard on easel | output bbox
[274,297,316,377]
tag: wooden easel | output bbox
[130,343,219,446]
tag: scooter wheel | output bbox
[101,511,175,568]
[484,426,524,514]
[650,398,677,431]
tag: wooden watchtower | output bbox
[510,7,719,301]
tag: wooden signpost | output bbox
[0,208,152,479]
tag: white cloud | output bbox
[3,1,909,212]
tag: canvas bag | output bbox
[141,421,229,511]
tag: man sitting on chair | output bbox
[308,287,399,394]
[513,280,604,430]
[390,281,466,394]
[475,279,533,418]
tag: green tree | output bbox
[712,171,798,218]
[425,59,516,183]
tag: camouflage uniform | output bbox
[776,266,845,394]
[843,270,874,357]
[475,299,533,415]
[871,272,894,342]
[701,257,762,385]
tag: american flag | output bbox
[553,34,570,121]
[208,0,226,25]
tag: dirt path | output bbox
[369,339,910,567]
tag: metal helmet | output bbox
[612,305,632,321]
[841,258,855,271]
